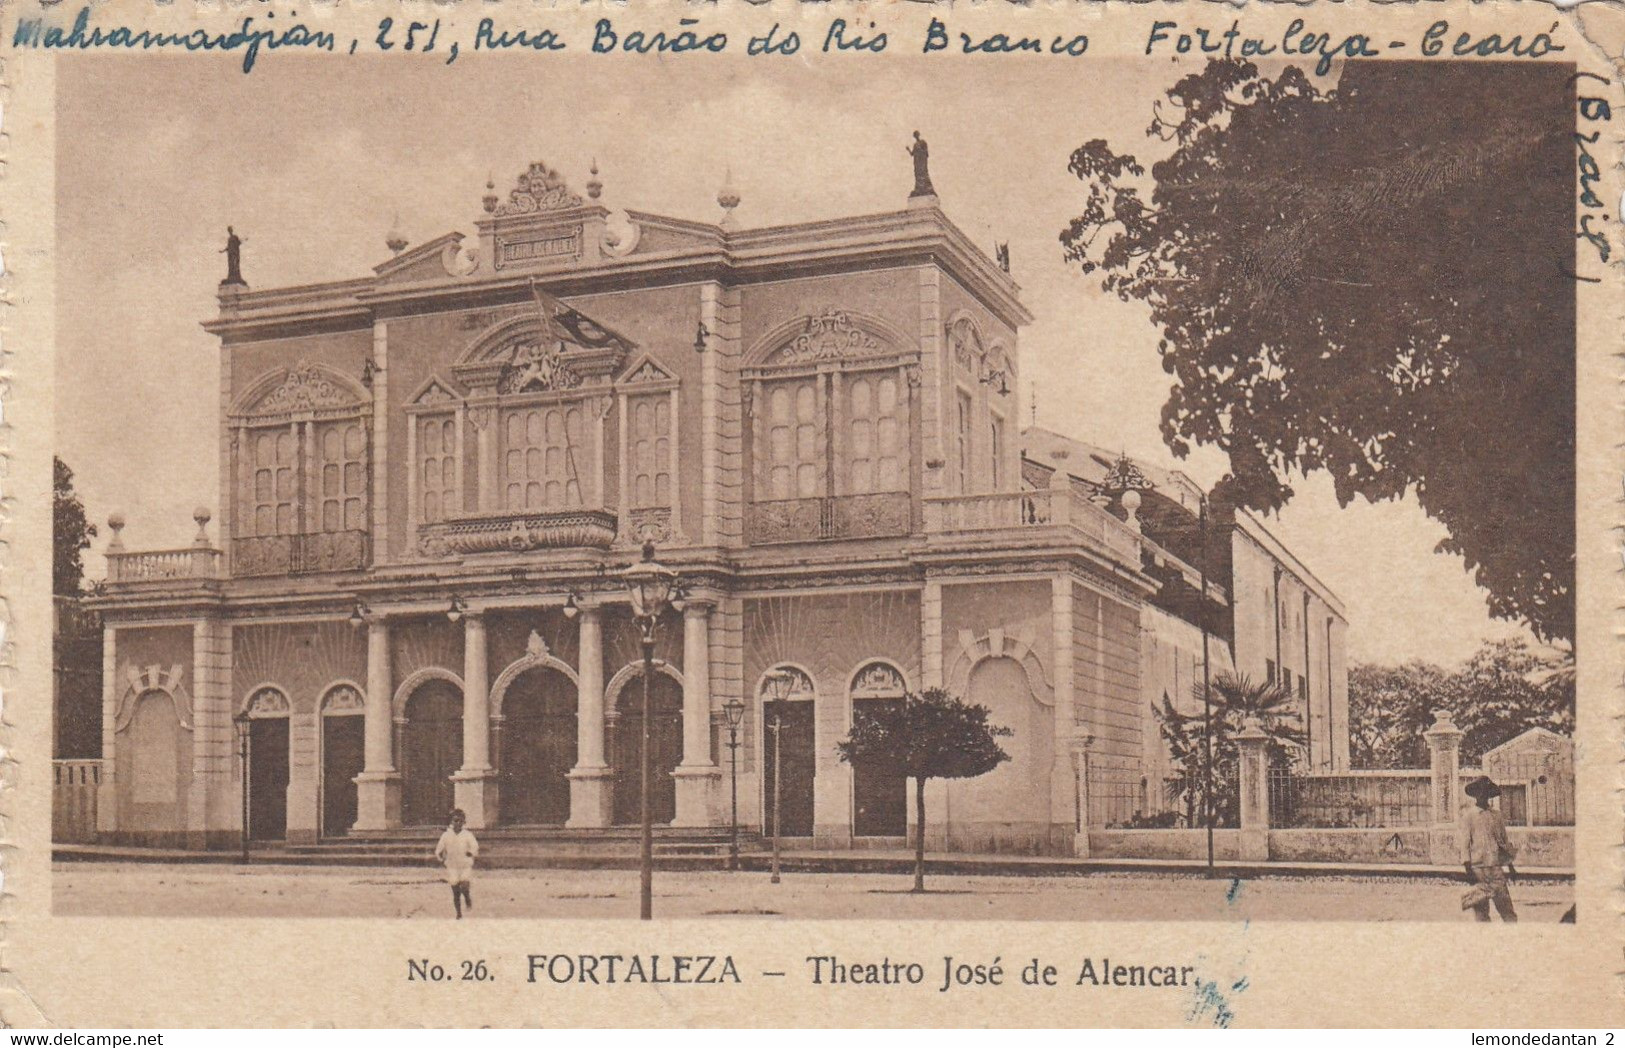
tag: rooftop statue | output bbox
[907,131,936,199]
[220,226,246,287]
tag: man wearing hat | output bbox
[1460,775,1518,922]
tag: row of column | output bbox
[354,600,720,831]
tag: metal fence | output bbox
[1087,764,1155,829]
[1268,769,1433,829]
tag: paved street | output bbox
[52,862,1574,922]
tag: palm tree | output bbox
[1155,673,1307,827]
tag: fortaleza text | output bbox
[526,954,740,984]
[804,956,1199,991]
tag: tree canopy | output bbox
[1156,672,1304,827]
[1062,60,1574,642]
[836,687,1011,890]
[1348,638,1574,769]
[54,456,97,597]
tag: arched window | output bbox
[745,310,915,543]
[231,361,371,575]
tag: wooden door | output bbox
[762,699,815,837]
[248,717,290,841]
[403,680,463,826]
[852,698,908,836]
[321,715,364,837]
[501,668,577,825]
[612,672,682,826]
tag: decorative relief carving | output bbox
[759,665,815,700]
[419,509,617,555]
[621,506,674,547]
[771,308,884,365]
[256,361,360,415]
[498,342,583,394]
[414,381,458,406]
[247,686,291,718]
[948,318,985,372]
[233,532,368,577]
[494,161,585,216]
[322,684,365,714]
[852,661,906,696]
[624,360,673,384]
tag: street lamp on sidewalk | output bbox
[722,697,745,871]
[232,711,251,862]
[622,541,679,921]
[762,669,796,885]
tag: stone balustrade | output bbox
[923,488,1142,563]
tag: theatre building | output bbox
[83,154,1350,853]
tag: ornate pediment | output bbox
[770,308,885,365]
[619,353,676,386]
[455,300,635,394]
[492,161,585,217]
[235,360,366,422]
[410,377,460,407]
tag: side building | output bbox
[79,153,1349,854]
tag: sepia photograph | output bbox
[48,48,1578,933]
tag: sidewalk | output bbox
[53,841,1573,881]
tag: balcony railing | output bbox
[106,547,222,584]
[746,492,911,545]
[923,488,1142,563]
[233,530,370,576]
[418,508,618,556]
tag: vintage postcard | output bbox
[6,0,1623,1027]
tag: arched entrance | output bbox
[402,678,463,826]
[500,667,577,825]
[244,686,291,842]
[760,666,816,838]
[319,684,366,838]
[610,669,682,826]
[850,661,908,837]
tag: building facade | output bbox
[85,157,1349,852]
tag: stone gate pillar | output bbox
[1235,717,1270,862]
[354,619,401,831]
[1424,708,1464,864]
[568,602,614,828]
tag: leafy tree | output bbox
[1061,60,1574,643]
[1156,673,1304,826]
[1348,638,1574,768]
[54,456,97,596]
[835,688,1011,892]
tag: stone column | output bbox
[568,603,614,827]
[1424,708,1464,864]
[673,601,721,827]
[453,611,494,828]
[1235,717,1270,862]
[1069,730,1094,858]
[354,619,401,831]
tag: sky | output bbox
[53,53,1539,667]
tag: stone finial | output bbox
[106,513,125,552]
[386,213,408,255]
[1121,489,1143,532]
[192,506,212,547]
[1235,715,1269,742]
[482,173,498,215]
[717,168,740,229]
[586,159,603,201]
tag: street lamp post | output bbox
[722,697,745,871]
[762,670,795,885]
[233,711,251,862]
[622,541,679,921]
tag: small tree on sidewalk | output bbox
[835,687,1011,892]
